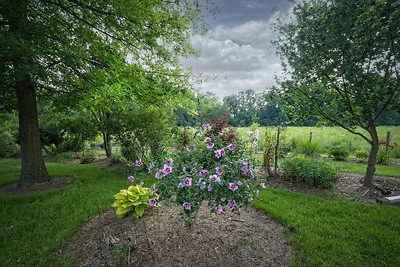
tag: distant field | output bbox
[238,126,400,158]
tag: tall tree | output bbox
[273,0,400,187]
[0,0,207,185]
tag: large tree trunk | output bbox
[16,76,51,185]
[364,122,379,188]
[7,0,51,185]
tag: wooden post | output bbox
[309,132,313,143]
[274,118,280,178]
[386,132,391,151]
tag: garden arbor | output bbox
[0,0,207,185]
[273,0,400,187]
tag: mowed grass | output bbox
[0,159,153,266]
[1,159,400,266]
[331,161,400,178]
[252,188,400,266]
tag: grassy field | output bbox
[238,126,400,158]
[1,159,400,266]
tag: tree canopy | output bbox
[273,0,400,186]
[0,0,209,184]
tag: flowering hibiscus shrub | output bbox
[149,120,260,226]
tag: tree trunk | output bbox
[16,76,51,185]
[102,132,113,158]
[364,122,379,188]
[7,0,50,185]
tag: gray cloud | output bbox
[184,0,295,100]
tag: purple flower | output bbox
[227,144,235,151]
[183,202,191,210]
[183,167,187,172]
[215,205,223,215]
[256,190,259,197]
[237,181,243,186]
[199,170,209,177]
[215,150,222,159]
[202,123,211,130]
[149,163,155,169]
[178,183,183,188]
[166,158,174,165]
[216,177,222,184]
[206,142,215,149]
[220,149,226,157]
[209,174,218,181]
[260,182,266,188]
[184,177,192,186]
[207,184,212,191]
[148,198,157,207]
[204,137,211,143]
[155,171,164,180]
[135,159,143,167]
[246,130,253,138]
[228,199,236,207]
[162,164,173,175]
[152,184,158,192]
[248,197,253,202]
[215,166,223,175]
[229,183,238,191]
[128,176,135,182]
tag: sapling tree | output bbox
[273,0,400,187]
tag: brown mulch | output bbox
[67,204,292,267]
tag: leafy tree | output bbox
[273,0,400,187]
[0,0,208,184]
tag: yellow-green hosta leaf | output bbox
[116,206,132,218]
[133,205,146,218]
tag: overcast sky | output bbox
[184,0,296,100]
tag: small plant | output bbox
[293,139,321,157]
[377,149,391,165]
[281,155,338,188]
[112,184,159,219]
[355,150,369,160]
[108,154,124,165]
[328,145,350,161]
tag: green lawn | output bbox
[331,161,400,178]
[1,159,399,266]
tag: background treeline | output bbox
[174,89,400,127]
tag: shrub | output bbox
[293,139,322,157]
[281,155,338,188]
[57,151,77,163]
[328,145,350,160]
[0,113,20,158]
[123,119,261,226]
[108,154,124,165]
[377,149,391,165]
[355,150,369,160]
[112,185,159,218]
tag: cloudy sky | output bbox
[184,0,296,100]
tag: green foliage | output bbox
[355,150,369,160]
[261,127,275,176]
[56,152,77,163]
[112,185,158,219]
[0,113,20,158]
[293,139,322,158]
[281,155,338,188]
[328,145,350,161]
[377,149,392,165]
[119,107,170,163]
[108,154,124,165]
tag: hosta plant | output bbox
[112,185,159,219]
